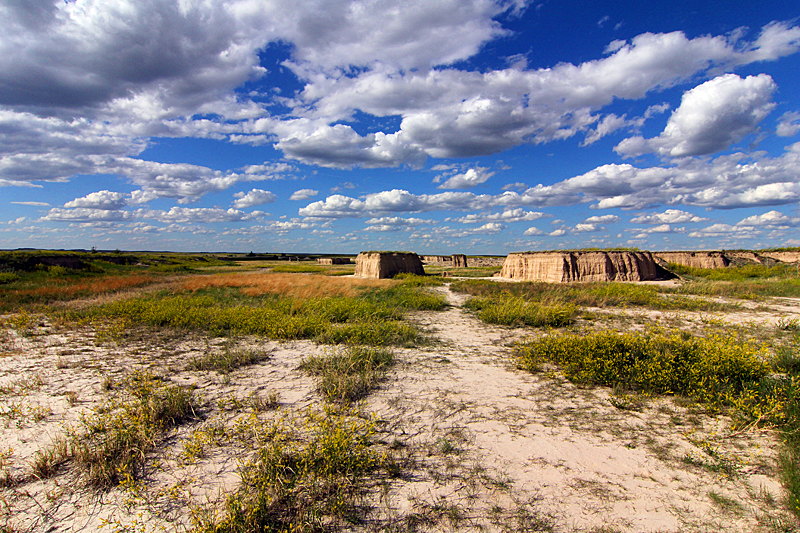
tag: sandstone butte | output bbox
[499,251,661,282]
[354,251,425,279]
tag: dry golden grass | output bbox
[179,272,395,298]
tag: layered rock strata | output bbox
[354,252,425,279]
[452,254,468,268]
[500,251,660,282]
[317,257,352,265]
[655,252,729,269]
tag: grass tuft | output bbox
[301,346,394,403]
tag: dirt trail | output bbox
[364,283,786,532]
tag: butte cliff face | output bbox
[354,252,425,279]
[500,251,660,282]
[654,251,730,269]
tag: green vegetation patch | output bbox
[301,346,394,403]
[515,329,768,405]
[667,263,800,299]
[452,279,723,312]
[191,406,393,533]
[464,295,575,328]
[86,278,445,346]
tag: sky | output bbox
[2,0,800,254]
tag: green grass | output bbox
[667,263,800,298]
[78,277,445,346]
[269,264,327,274]
[464,295,575,328]
[514,329,768,405]
[301,346,394,403]
[190,406,394,533]
[187,347,270,373]
[36,371,200,488]
[452,279,725,312]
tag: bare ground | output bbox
[1,283,798,532]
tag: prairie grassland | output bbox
[179,271,394,298]
[668,263,800,299]
[452,279,728,314]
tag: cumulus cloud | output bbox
[630,209,708,224]
[64,190,128,210]
[777,111,800,137]
[523,227,544,235]
[233,189,277,208]
[448,208,547,224]
[736,210,800,226]
[435,167,495,189]
[365,216,436,232]
[615,74,777,157]
[583,214,619,224]
[632,224,685,238]
[289,189,319,201]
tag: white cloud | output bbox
[64,190,128,210]
[41,208,132,223]
[777,111,800,137]
[736,210,800,227]
[289,189,319,201]
[630,209,708,224]
[233,189,277,208]
[583,214,619,224]
[549,228,567,237]
[615,74,777,157]
[523,227,544,235]
[448,208,548,224]
[632,224,685,238]
[435,167,495,189]
[10,201,50,206]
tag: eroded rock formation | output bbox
[452,254,468,268]
[760,251,800,263]
[500,251,660,282]
[317,257,352,265]
[354,252,425,279]
[655,252,729,269]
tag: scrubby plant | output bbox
[187,347,270,373]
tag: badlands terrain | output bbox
[1,250,800,532]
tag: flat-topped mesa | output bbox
[500,251,660,282]
[354,252,425,279]
[654,251,729,269]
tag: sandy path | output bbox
[365,284,787,532]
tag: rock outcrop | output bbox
[354,252,425,279]
[760,251,800,263]
[500,251,660,282]
[655,252,729,269]
[452,254,468,268]
[317,257,352,265]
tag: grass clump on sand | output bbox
[190,406,394,533]
[36,371,199,488]
[452,279,725,312]
[187,346,270,373]
[464,295,575,328]
[301,346,394,403]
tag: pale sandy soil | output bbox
[1,283,798,532]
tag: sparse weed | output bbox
[778,317,800,331]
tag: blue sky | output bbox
[2,0,800,254]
